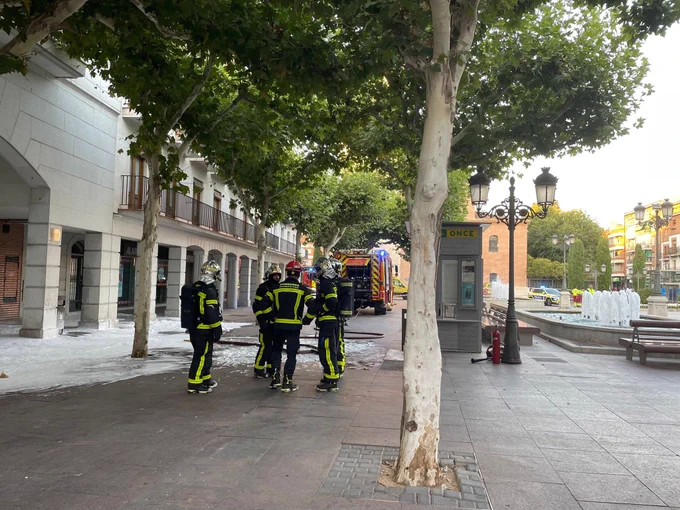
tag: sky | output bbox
[486,23,680,229]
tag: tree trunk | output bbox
[295,230,303,262]
[132,154,161,358]
[0,0,90,59]
[256,223,267,283]
[396,0,454,487]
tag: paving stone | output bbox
[473,502,490,509]
[388,486,405,496]
[400,492,418,504]
[461,492,487,503]
[319,486,345,495]
[405,486,431,494]
[417,492,432,504]
[360,489,374,498]
[432,495,461,507]
[343,489,361,498]
[445,489,463,499]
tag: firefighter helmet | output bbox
[330,258,342,274]
[264,264,282,281]
[285,260,302,277]
[314,257,337,280]
[199,260,222,284]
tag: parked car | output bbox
[529,287,561,306]
[393,276,408,299]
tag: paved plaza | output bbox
[2,302,680,509]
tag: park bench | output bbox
[482,306,539,346]
[618,320,680,365]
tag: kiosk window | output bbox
[489,235,498,252]
[441,259,458,304]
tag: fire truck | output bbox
[335,249,393,315]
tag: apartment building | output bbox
[0,43,295,338]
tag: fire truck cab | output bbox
[335,249,393,315]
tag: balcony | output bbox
[120,175,296,256]
[666,246,679,257]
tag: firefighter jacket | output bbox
[192,281,222,337]
[309,278,339,324]
[252,280,277,327]
[272,277,314,330]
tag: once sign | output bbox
[442,228,478,238]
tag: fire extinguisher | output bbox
[492,327,501,364]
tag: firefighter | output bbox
[270,260,314,392]
[252,264,281,378]
[310,257,340,392]
[187,260,223,394]
[330,257,346,377]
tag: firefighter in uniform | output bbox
[187,260,223,394]
[252,264,281,378]
[270,260,314,392]
[310,257,340,392]
[330,258,347,377]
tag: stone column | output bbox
[80,232,119,329]
[238,257,251,307]
[193,250,205,282]
[20,188,61,338]
[165,246,186,317]
[217,252,227,310]
[226,255,238,309]
[250,259,259,304]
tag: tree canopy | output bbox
[567,238,586,289]
[528,204,604,262]
[595,237,613,290]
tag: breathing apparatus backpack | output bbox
[180,283,197,329]
[338,277,355,319]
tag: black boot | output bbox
[280,375,298,393]
[316,379,338,392]
[269,371,281,390]
[254,369,267,379]
[187,384,212,394]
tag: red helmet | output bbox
[285,260,302,274]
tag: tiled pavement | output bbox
[3,301,680,509]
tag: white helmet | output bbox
[199,260,221,285]
[264,264,282,281]
[314,257,337,280]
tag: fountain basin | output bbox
[516,310,630,347]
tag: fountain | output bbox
[490,280,509,301]
[581,289,641,327]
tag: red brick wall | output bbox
[0,223,24,320]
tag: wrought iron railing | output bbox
[120,175,295,254]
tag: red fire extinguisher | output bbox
[492,327,501,364]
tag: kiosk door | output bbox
[438,257,458,319]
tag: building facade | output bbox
[0,44,295,338]
[465,203,528,293]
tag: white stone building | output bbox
[0,43,295,338]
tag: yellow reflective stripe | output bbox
[293,291,302,319]
[324,338,338,379]
[322,303,329,312]
[254,332,266,369]
[210,322,221,328]
[189,341,210,384]
[206,299,218,305]
[305,313,315,320]
[274,289,280,311]
[266,291,274,301]
[202,374,211,381]
[275,318,302,325]
[196,324,212,329]
[319,316,337,321]
[325,293,338,299]
[305,294,314,302]
[254,295,263,301]
[198,292,206,315]
[255,307,273,317]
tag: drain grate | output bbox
[380,360,404,371]
[531,357,567,363]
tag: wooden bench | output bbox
[618,320,680,365]
[482,308,539,346]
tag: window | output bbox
[489,235,498,252]
[490,273,498,282]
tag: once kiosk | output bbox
[437,222,489,352]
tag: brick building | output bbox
[465,203,528,292]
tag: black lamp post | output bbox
[469,167,558,364]
[585,263,607,289]
[553,234,575,290]
[634,199,674,297]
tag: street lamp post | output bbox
[552,234,575,290]
[585,263,607,290]
[469,167,558,364]
[634,199,673,317]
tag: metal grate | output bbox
[380,360,404,371]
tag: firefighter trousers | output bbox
[188,332,214,389]
[271,329,301,377]
[337,321,346,373]
[254,326,274,375]
[318,322,339,381]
